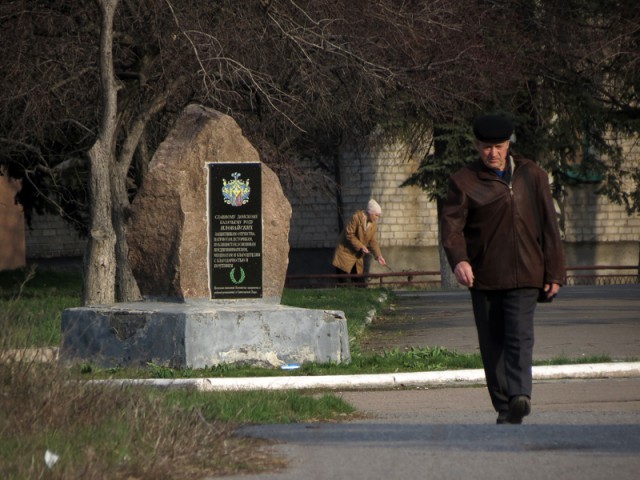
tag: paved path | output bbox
[223,378,640,480]
[361,284,640,360]
[215,284,640,480]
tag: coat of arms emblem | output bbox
[221,172,251,207]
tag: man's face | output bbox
[475,140,510,171]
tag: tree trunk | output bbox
[334,150,345,233]
[436,198,459,290]
[438,234,458,289]
[83,0,120,305]
[84,141,117,305]
[111,169,141,302]
[110,78,185,302]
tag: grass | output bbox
[160,389,355,423]
[77,346,484,380]
[0,266,473,479]
[0,266,81,347]
[0,360,297,479]
[0,360,357,479]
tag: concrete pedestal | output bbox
[60,301,350,369]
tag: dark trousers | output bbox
[336,266,366,284]
[470,288,538,413]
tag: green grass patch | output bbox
[160,389,356,424]
[534,354,614,365]
[281,287,388,355]
[77,346,484,380]
[0,266,82,347]
[0,266,630,477]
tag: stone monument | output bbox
[60,105,350,369]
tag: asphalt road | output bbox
[222,378,640,480]
[214,284,640,480]
[361,284,640,360]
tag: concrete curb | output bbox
[96,362,640,391]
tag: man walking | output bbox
[441,114,565,424]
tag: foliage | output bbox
[401,0,640,212]
[400,123,479,203]
[3,1,638,304]
[0,0,570,226]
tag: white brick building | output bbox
[17,137,640,278]
[286,137,640,277]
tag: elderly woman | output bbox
[332,199,386,283]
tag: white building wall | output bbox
[22,136,640,273]
[286,136,639,274]
[25,213,86,259]
[287,141,440,251]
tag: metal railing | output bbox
[564,265,640,286]
[285,265,640,289]
[285,270,442,289]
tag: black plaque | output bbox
[209,163,262,299]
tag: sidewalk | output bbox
[222,378,640,480]
[361,283,640,361]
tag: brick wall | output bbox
[287,141,439,250]
[559,142,640,267]
[20,136,640,270]
[25,214,86,259]
[339,142,439,249]
[286,157,341,249]
[562,141,640,244]
[285,136,640,272]
[563,184,640,243]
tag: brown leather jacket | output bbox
[332,210,382,274]
[441,156,565,290]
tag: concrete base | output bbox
[60,301,350,369]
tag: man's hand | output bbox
[454,261,474,287]
[542,282,561,299]
[377,255,386,266]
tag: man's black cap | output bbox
[473,115,514,142]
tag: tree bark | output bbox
[110,169,141,302]
[436,198,459,290]
[85,140,117,305]
[83,0,120,305]
[110,77,185,302]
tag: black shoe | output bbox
[506,395,531,424]
[496,411,509,424]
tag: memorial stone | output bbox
[60,105,350,369]
[126,104,290,303]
